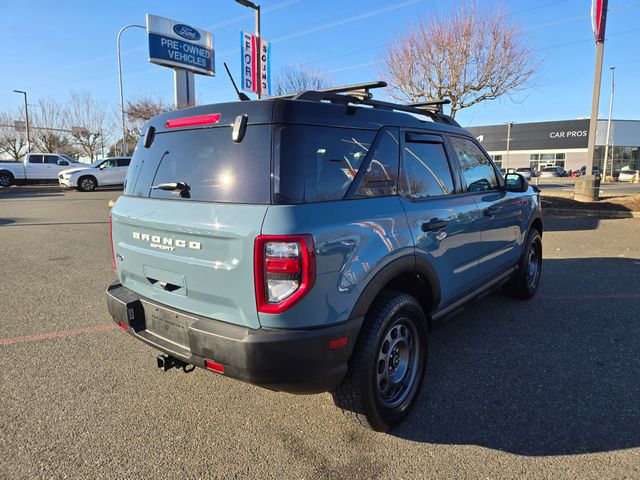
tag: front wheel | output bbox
[332,290,428,431]
[0,171,14,188]
[78,176,97,192]
[504,228,542,299]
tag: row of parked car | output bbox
[0,153,131,191]
[497,165,639,182]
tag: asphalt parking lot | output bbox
[1,186,639,479]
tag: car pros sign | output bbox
[240,31,271,95]
[147,14,215,76]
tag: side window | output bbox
[400,135,454,199]
[28,155,43,164]
[117,158,131,167]
[101,159,117,168]
[450,136,498,192]
[45,155,61,164]
[355,129,399,198]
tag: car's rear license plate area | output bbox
[142,301,196,349]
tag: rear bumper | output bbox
[106,282,362,394]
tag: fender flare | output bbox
[348,254,441,320]
[527,213,544,236]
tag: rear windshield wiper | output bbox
[151,181,191,198]
[151,181,189,191]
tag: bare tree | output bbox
[0,111,28,161]
[273,65,331,96]
[66,92,108,162]
[125,96,172,138]
[382,4,536,118]
[31,98,75,155]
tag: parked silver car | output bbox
[539,167,566,178]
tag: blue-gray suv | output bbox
[106,82,543,431]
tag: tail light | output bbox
[109,215,116,271]
[254,235,315,314]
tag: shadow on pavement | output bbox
[394,257,640,456]
[542,215,601,232]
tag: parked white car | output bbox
[618,169,639,182]
[59,157,131,191]
[0,153,81,187]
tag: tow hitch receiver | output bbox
[156,354,188,372]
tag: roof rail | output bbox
[272,80,460,127]
[274,81,387,100]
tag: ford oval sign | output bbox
[173,24,201,41]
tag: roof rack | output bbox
[274,80,459,127]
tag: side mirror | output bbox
[57,159,68,166]
[505,172,528,193]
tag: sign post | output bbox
[581,0,608,199]
[146,14,215,108]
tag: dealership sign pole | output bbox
[146,14,215,109]
[585,0,609,180]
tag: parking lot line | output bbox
[0,323,117,346]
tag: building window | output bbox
[529,153,566,171]
[490,154,502,167]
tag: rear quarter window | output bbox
[276,125,375,203]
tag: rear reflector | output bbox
[165,113,221,129]
[119,322,127,331]
[328,336,349,350]
[205,360,225,374]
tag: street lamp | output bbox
[602,66,615,182]
[505,122,513,171]
[13,90,30,153]
[117,24,145,156]
[235,0,261,99]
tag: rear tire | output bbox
[503,228,542,299]
[78,176,97,192]
[332,290,428,432]
[0,171,14,188]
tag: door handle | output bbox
[484,206,500,217]
[421,218,449,232]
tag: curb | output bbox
[543,208,640,219]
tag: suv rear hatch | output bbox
[111,106,272,329]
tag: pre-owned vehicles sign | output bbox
[147,14,215,76]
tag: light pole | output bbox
[13,90,30,153]
[117,24,145,156]
[505,122,513,171]
[602,66,615,182]
[235,0,261,99]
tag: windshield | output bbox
[61,154,80,163]
[124,126,271,203]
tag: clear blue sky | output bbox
[1,0,639,127]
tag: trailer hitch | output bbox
[156,354,194,373]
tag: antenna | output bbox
[224,63,251,101]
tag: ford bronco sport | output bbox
[106,81,543,431]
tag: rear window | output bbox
[124,126,271,204]
[276,125,375,203]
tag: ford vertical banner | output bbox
[591,0,608,43]
[147,14,215,76]
[240,31,271,96]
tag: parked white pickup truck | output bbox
[59,157,131,192]
[0,153,82,187]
